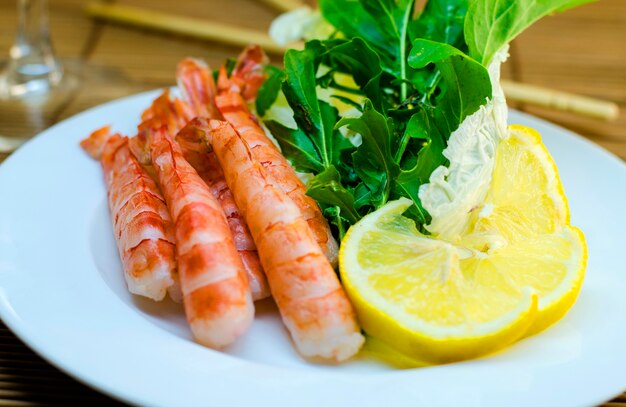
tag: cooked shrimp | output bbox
[177,58,221,119]
[147,125,254,348]
[129,89,195,168]
[187,118,364,361]
[176,124,270,300]
[216,44,269,102]
[80,126,179,302]
[177,51,338,265]
[140,89,194,133]
[215,90,339,266]
[176,61,270,300]
[212,48,338,265]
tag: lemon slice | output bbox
[339,125,586,364]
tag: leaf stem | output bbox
[336,206,346,240]
[329,80,363,95]
[395,69,442,162]
[382,186,391,209]
[399,1,414,101]
[395,129,412,163]
[395,69,441,163]
[419,70,442,105]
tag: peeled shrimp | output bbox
[215,91,339,266]
[186,118,364,362]
[147,126,253,348]
[176,124,270,300]
[177,55,339,266]
[80,126,179,301]
[176,60,270,300]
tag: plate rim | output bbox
[0,89,625,407]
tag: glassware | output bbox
[0,0,78,153]
[0,0,62,97]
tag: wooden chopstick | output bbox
[257,0,305,13]
[254,0,619,121]
[502,80,619,121]
[84,2,297,55]
[84,2,619,122]
[0,136,26,154]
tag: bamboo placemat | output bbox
[0,322,125,406]
[0,0,624,405]
[0,318,625,406]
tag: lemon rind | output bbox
[508,125,570,224]
[340,126,586,364]
[341,199,539,339]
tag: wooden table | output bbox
[0,0,624,405]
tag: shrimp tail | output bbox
[80,126,113,159]
[140,89,195,132]
[176,58,221,119]
[131,89,195,171]
[217,45,269,103]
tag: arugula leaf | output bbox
[392,110,446,225]
[409,38,469,67]
[307,166,361,225]
[394,109,429,162]
[318,0,388,58]
[337,101,400,207]
[465,0,596,66]
[409,0,468,48]
[256,66,285,117]
[282,48,320,136]
[402,0,470,110]
[360,0,415,99]
[258,0,591,238]
[400,112,448,183]
[264,120,323,173]
[408,39,492,136]
[319,0,415,99]
[322,38,385,111]
[224,58,236,76]
[352,182,373,211]
[403,110,428,140]
[282,47,354,170]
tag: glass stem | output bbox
[1,0,62,97]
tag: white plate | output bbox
[0,90,625,407]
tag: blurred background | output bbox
[0,0,625,161]
[0,0,624,405]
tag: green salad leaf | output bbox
[409,0,468,48]
[264,122,323,173]
[465,0,597,65]
[409,39,492,136]
[255,66,285,117]
[307,166,360,238]
[319,0,415,99]
[337,101,400,208]
[280,46,356,171]
[321,38,384,111]
[256,0,593,240]
[392,111,444,224]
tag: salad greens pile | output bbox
[257,0,594,239]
